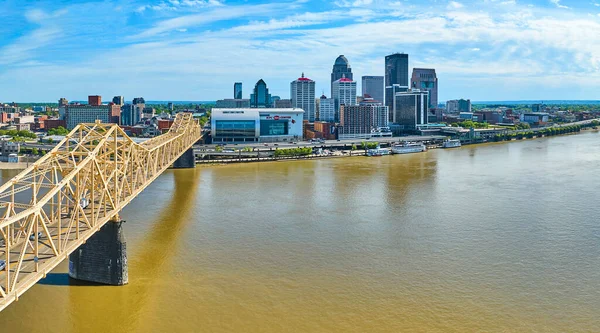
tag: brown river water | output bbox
[1,131,599,332]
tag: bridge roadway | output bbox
[0,113,201,312]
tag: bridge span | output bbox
[0,113,201,312]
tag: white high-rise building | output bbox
[332,76,357,122]
[318,95,335,122]
[291,73,316,122]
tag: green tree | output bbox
[48,126,69,136]
[31,148,39,155]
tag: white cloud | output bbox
[3,0,600,101]
[335,0,374,8]
[447,1,464,9]
[136,0,223,12]
[549,0,569,9]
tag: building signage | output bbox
[263,115,292,120]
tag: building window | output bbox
[260,120,288,136]
[215,120,255,138]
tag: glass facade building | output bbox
[211,108,304,143]
[362,76,384,103]
[260,120,289,136]
[394,90,429,130]
[385,53,409,115]
[234,82,243,99]
[250,79,272,108]
[214,120,256,140]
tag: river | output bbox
[1,131,599,332]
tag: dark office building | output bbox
[250,79,272,108]
[393,90,429,130]
[385,53,409,114]
[234,82,243,99]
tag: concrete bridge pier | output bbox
[69,219,128,285]
[172,148,195,168]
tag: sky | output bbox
[1,0,600,103]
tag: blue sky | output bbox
[1,0,600,102]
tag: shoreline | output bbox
[0,162,32,170]
[196,127,599,166]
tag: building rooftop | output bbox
[296,73,313,82]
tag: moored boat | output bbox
[367,147,391,156]
[391,142,427,154]
[442,139,462,148]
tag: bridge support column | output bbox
[172,148,195,169]
[69,221,128,285]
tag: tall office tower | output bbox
[332,76,357,122]
[112,96,125,106]
[411,68,438,108]
[121,103,142,126]
[361,76,384,103]
[394,90,429,130]
[319,95,335,122]
[234,82,243,99]
[291,73,316,122]
[250,79,272,108]
[385,53,409,117]
[131,97,146,121]
[331,55,353,97]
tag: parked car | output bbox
[0,259,6,271]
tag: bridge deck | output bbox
[0,113,201,311]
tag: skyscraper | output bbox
[121,103,141,126]
[234,82,242,99]
[411,68,438,108]
[331,55,353,97]
[394,90,429,130]
[385,53,409,115]
[319,95,335,122]
[332,76,357,122]
[291,73,316,122]
[250,79,272,108]
[112,96,124,106]
[361,76,384,103]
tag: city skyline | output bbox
[1,0,600,102]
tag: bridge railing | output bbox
[0,112,200,311]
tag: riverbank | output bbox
[0,162,31,170]
[196,127,599,165]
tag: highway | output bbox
[20,118,600,153]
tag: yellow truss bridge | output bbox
[0,113,201,312]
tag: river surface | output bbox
[1,131,600,332]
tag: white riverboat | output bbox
[442,139,462,148]
[367,147,391,157]
[391,142,427,154]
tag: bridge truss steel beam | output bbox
[0,112,201,311]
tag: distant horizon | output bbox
[8,99,600,106]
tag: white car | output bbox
[0,259,6,271]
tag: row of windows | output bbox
[215,120,256,138]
